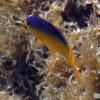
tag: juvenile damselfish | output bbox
[17,15,83,83]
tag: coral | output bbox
[0,0,100,100]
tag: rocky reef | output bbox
[0,0,100,100]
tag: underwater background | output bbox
[0,0,100,100]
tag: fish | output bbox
[15,15,83,83]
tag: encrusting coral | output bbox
[0,0,100,100]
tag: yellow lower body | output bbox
[29,26,83,84]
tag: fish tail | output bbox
[66,45,83,84]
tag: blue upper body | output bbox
[27,15,67,45]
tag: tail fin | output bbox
[66,45,83,84]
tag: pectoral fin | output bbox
[36,38,44,45]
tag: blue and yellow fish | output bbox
[16,15,83,83]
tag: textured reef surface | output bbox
[0,0,100,100]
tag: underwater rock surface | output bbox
[0,0,100,100]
